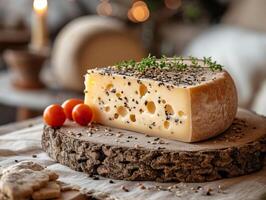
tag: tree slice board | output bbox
[42,108,266,183]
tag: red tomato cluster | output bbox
[43,99,93,127]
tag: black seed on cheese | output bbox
[111,89,116,93]
[94,60,221,88]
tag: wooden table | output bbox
[0,119,266,200]
[0,72,82,120]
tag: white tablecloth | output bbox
[0,124,266,200]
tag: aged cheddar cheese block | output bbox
[84,57,238,142]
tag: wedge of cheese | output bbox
[84,58,237,142]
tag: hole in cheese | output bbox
[146,101,156,114]
[117,106,127,117]
[139,84,148,97]
[116,92,121,98]
[105,83,113,91]
[114,113,119,119]
[165,104,174,115]
[163,121,170,129]
[178,111,185,117]
[130,114,136,122]
[104,106,110,112]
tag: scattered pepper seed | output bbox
[121,185,129,192]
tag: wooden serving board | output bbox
[42,108,266,183]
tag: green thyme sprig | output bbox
[203,56,223,71]
[173,56,187,70]
[115,55,223,72]
[189,55,199,67]
[137,54,157,71]
[116,59,136,70]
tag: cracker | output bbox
[0,162,59,200]
[44,169,59,181]
[0,191,9,200]
[2,161,44,174]
[32,181,61,200]
[0,169,50,199]
[58,190,87,200]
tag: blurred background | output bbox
[0,0,265,125]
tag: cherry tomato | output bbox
[43,104,66,127]
[62,98,83,120]
[72,104,93,126]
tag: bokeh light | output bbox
[97,1,112,16]
[128,1,150,23]
[164,0,181,10]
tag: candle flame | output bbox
[33,0,48,13]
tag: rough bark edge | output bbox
[42,126,266,183]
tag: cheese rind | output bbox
[189,72,237,141]
[84,61,237,142]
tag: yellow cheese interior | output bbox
[85,72,192,142]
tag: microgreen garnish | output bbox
[189,56,199,67]
[116,59,136,70]
[115,55,223,72]
[203,56,222,71]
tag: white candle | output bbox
[31,0,48,52]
